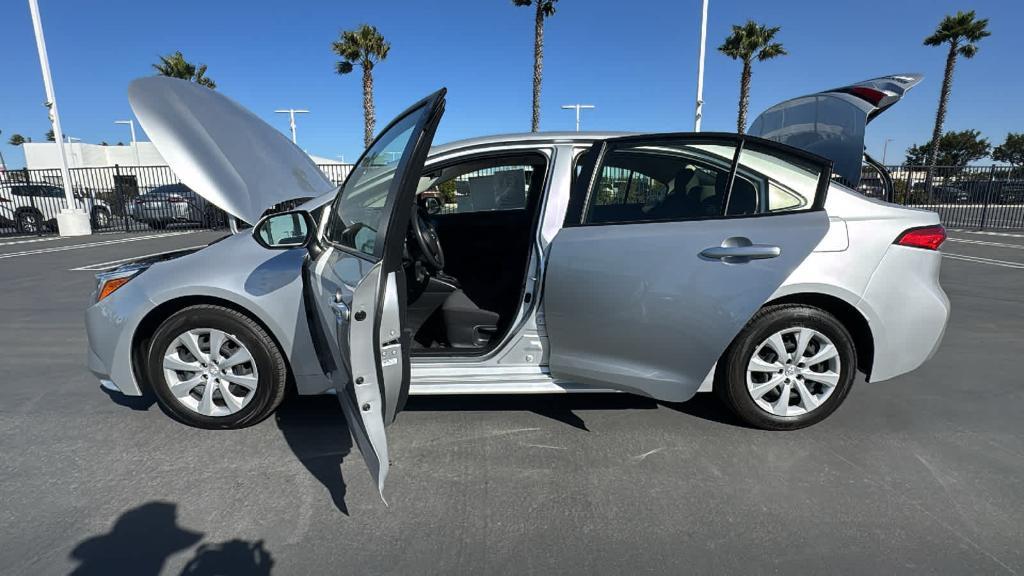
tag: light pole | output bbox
[0,130,7,171]
[881,138,894,165]
[694,0,709,131]
[274,108,309,144]
[561,104,595,132]
[115,119,140,166]
[28,0,89,234]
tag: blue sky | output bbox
[1,0,1020,169]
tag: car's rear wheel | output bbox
[91,207,110,229]
[146,305,287,429]
[715,304,856,430]
[16,211,42,233]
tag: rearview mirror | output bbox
[253,209,316,251]
[423,196,441,215]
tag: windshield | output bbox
[325,105,426,258]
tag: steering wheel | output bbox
[411,205,445,270]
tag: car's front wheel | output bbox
[715,304,856,430]
[146,305,288,429]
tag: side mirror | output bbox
[253,210,317,251]
[423,196,442,215]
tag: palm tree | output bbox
[513,0,558,132]
[153,51,216,89]
[332,24,391,148]
[718,21,786,134]
[923,11,990,193]
[7,133,27,146]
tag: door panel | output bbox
[546,133,833,403]
[307,89,445,497]
[544,213,828,402]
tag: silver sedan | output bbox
[86,75,948,494]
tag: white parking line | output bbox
[0,229,165,247]
[0,231,196,260]
[943,252,1024,269]
[70,245,208,271]
[946,237,1024,250]
[947,229,1024,239]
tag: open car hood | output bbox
[128,77,336,224]
[748,73,922,188]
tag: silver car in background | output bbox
[129,183,221,230]
[86,75,948,494]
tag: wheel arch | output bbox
[130,295,295,394]
[763,292,874,378]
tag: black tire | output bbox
[148,221,168,230]
[145,305,288,429]
[91,207,110,229]
[715,304,856,430]
[16,211,42,233]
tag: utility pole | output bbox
[28,0,89,235]
[274,108,309,144]
[561,104,595,132]
[881,138,894,165]
[694,0,709,131]
[115,119,140,166]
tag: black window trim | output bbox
[564,132,833,228]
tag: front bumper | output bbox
[85,285,153,396]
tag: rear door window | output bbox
[571,135,830,226]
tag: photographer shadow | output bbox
[68,501,273,576]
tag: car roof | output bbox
[429,131,637,156]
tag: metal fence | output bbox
[3,161,1020,237]
[0,163,352,238]
[859,164,1024,230]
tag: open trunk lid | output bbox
[128,76,336,224]
[748,74,922,188]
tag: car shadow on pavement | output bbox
[404,392,745,429]
[404,393,660,431]
[275,395,354,515]
[68,501,273,576]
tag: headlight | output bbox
[95,264,148,302]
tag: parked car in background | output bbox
[130,183,222,229]
[935,185,970,203]
[0,183,111,233]
[996,181,1024,204]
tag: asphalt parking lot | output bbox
[1,228,1022,575]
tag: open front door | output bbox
[545,133,833,403]
[307,90,445,498]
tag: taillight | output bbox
[895,225,946,250]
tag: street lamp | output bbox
[274,109,309,144]
[694,0,709,131]
[881,138,895,165]
[28,0,89,235]
[561,104,595,132]
[115,119,140,166]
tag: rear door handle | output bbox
[700,237,781,263]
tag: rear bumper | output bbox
[859,245,950,382]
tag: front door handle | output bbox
[700,237,781,263]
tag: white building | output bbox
[23,141,345,170]
[17,142,349,193]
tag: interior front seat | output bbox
[441,289,501,348]
[653,167,698,218]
